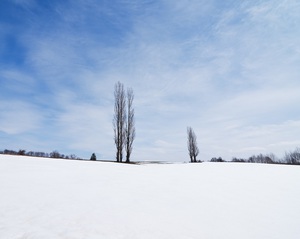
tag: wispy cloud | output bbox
[0,100,42,134]
[1,0,300,160]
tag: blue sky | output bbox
[1,0,300,161]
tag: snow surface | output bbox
[0,155,300,239]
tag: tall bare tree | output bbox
[124,88,135,163]
[187,127,199,163]
[113,82,126,162]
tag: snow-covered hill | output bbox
[1,155,299,239]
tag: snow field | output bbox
[0,155,300,239]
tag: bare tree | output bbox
[284,147,300,164]
[90,153,96,161]
[125,88,135,163]
[113,82,126,162]
[50,150,61,158]
[187,127,199,163]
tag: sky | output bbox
[0,0,300,162]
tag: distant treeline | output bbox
[0,149,81,160]
[1,147,300,165]
[210,147,300,165]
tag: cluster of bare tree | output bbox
[0,149,80,160]
[231,154,275,164]
[210,148,300,165]
[284,147,300,164]
[113,82,135,163]
[210,157,224,162]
